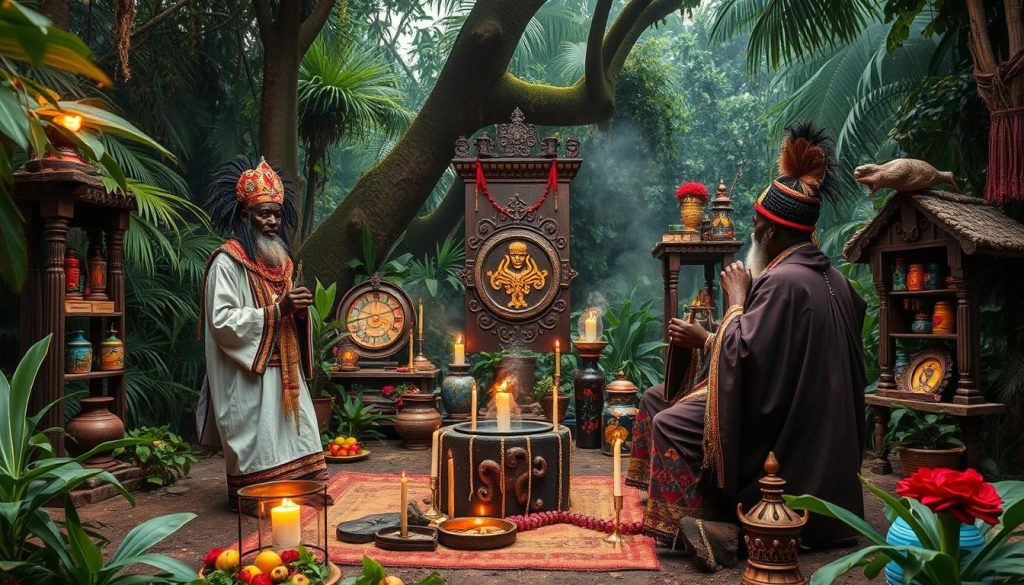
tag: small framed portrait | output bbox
[898,346,953,401]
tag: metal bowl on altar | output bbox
[437,517,517,550]
[453,420,553,436]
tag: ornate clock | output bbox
[335,275,415,360]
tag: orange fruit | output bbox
[344,437,357,446]
[214,549,240,571]
[254,550,283,574]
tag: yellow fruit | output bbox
[379,576,404,585]
[270,566,290,582]
[333,437,345,445]
[254,550,283,574]
[290,576,310,585]
[344,437,357,446]
[242,565,262,577]
[214,549,240,571]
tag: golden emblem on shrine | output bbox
[487,240,549,309]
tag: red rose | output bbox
[250,575,273,585]
[896,467,1003,525]
[280,549,300,564]
[202,547,224,567]
[675,181,709,202]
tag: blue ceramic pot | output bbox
[885,516,985,584]
[441,364,474,416]
[66,330,93,373]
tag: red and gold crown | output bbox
[234,157,285,208]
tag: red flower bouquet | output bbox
[896,467,1002,525]
[675,181,709,202]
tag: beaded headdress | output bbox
[755,123,839,232]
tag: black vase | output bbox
[573,345,606,449]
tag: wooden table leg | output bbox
[870,404,893,475]
[961,417,982,473]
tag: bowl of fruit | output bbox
[199,546,341,585]
[325,435,369,462]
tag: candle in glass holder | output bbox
[447,449,455,518]
[584,310,598,341]
[454,333,465,365]
[430,429,440,478]
[470,381,478,431]
[495,383,511,433]
[400,472,409,537]
[271,497,301,548]
[612,438,623,497]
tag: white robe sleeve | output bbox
[205,255,280,374]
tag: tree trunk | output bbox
[299,0,687,289]
[300,145,324,242]
[40,0,70,29]
[260,44,302,209]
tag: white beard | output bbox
[256,233,289,268]
[746,232,770,278]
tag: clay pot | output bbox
[312,396,335,435]
[99,329,124,371]
[907,263,926,291]
[65,396,125,465]
[679,196,704,231]
[395,394,441,450]
[540,394,570,425]
[898,444,966,477]
[932,301,955,334]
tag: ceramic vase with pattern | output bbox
[679,196,704,231]
[66,330,93,374]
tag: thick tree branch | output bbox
[601,0,653,69]
[403,181,465,254]
[585,0,613,106]
[299,0,336,54]
[966,0,997,72]
[606,0,682,78]
[253,0,273,38]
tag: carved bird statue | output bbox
[853,159,959,194]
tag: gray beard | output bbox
[256,233,289,268]
[746,232,770,278]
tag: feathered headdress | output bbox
[755,122,839,232]
[206,156,296,239]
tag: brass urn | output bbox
[737,452,808,585]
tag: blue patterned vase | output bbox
[925,262,944,290]
[66,330,93,374]
[441,363,474,416]
[602,372,639,456]
[885,516,984,584]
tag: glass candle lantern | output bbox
[235,480,333,574]
[577,307,604,343]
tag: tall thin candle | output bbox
[418,299,424,338]
[470,380,478,431]
[430,429,440,478]
[400,471,409,537]
[612,438,623,496]
[408,331,414,368]
[447,449,455,518]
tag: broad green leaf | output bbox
[863,478,938,549]
[785,493,886,545]
[108,512,196,565]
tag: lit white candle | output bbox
[400,471,409,537]
[454,333,465,365]
[408,331,414,368]
[554,339,560,378]
[612,438,623,497]
[584,310,598,341]
[470,381,478,431]
[430,429,440,478]
[495,384,512,433]
[271,498,301,548]
[553,339,560,427]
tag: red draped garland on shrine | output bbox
[475,157,559,215]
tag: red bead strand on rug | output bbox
[505,510,644,535]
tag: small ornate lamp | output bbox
[337,342,359,372]
[737,452,808,585]
[711,179,736,241]
[235,480,341,583]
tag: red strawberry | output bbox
[280,549,300,564]
[202,547,224,567]
[236,568,255,583]
[250,574,273,585]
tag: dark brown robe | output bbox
[637,245,867,548]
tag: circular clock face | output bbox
[337,280,414,359]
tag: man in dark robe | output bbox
[626,123,867,570]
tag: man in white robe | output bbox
[197,157,327,507]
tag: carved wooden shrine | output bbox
[15,163,133,459]
[454,109,580,351]
[844,190,1022,473]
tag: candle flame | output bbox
[55,114,82,132]
[278,497,298,509]
[456,333,463,344]
[555,339,560,350]
[402,471,406,479]
[477,505,487,516]
[474,517,484,525]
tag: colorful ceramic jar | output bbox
[573,343,606,449]
[911,311,933,334]
[679,197,704,232]
[932,301,955,334]
[602,372,639,457]
[906,263,926,291]
[441,363,474,416]
[394,393,441,450]
[100,328,124,370]
[891,257,907,291]
[894,350,909,378]
[65,396,125,465]
[86,244,108,301]
[925,262,944,290]
[64,249,82,298]
[66,330,93,373]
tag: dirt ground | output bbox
[78,441,895,584]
